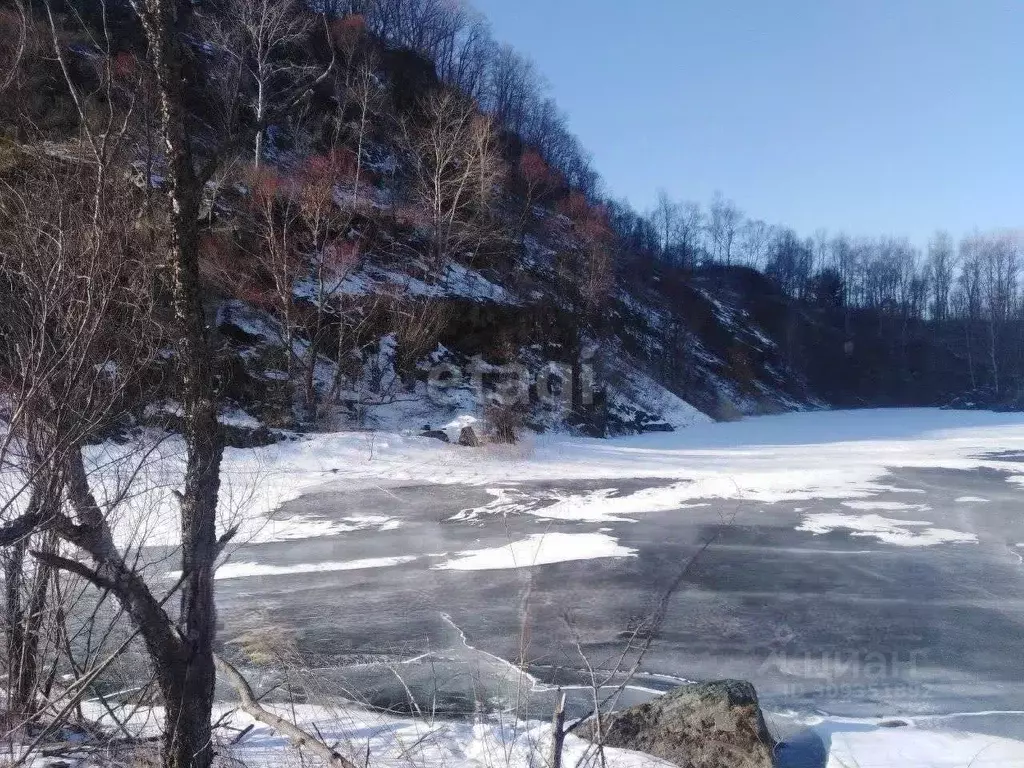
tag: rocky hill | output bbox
[4,0,993,449]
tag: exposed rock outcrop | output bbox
[579,680,775,768]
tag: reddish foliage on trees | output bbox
[198,230,257,298]
[334,148,359,182]
[554,193,615,309]
[578,202,613,246]
[557,190,592,223]
[519,149,561,192]
[297,154,335,204]
[301,154,334,183]
[249,166,282,204]
[111,51,138,80]
[323,238,361,273]
[302,150,349,181]
[299,150,359,195]
[330,14,367,51]
[235,283,278,313]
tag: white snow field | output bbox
[56,700,674,768]
[231,407,1024,522]
[772,712,1024,767]
[86,407,1024,550]
[225,709,1024,768]
[822,727,1024,767]
[62,701,1024,768]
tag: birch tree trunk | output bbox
[131,0,224,763]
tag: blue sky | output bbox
[470,0,1024,245]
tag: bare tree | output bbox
[955,237,984,390]
[925,230,957,322]
[674,201,705,268]
[432,4,491,99]
[707,192,742,265]
[650,189,680,260]
[766,229,813,297]
[738,218,774,270]
[35,0,237,762]
[0,155,164,725]
[203,0,316,167]
[243,164,305,384]
[651,191,709,268]
[553,192,615,427]
[0,0,28,96]
[979,233,1019,394]
[294,150,366,420]
[399,88,505,268]
[482,43,538,136]
[826,234,857,312]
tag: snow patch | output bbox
[842,500,931,512]
[210,556,416,580]
[452,484,703,523]
[818,719,1024,767]
[435,532,636,570]
[797,512,978,547]
[220,406,262,429]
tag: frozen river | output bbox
[203,409,1024,763]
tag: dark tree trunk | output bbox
[15,544,51,716]
[60,449,203,768]
[5,536,29,715]
[99,0,224,761]
[4,487,52,718]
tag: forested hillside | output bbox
[3,0,1018,448]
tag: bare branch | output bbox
[215,653,360,768]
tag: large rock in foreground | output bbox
[579,680,775,768]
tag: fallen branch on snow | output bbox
[214,653,359,768]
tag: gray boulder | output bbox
[578,680,775,768]
[420,429,451,443]
[458,425,481,447]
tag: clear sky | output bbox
[470,0,1024,246]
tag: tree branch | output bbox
[29,550,110,591]
[215,653,359,768]
[0,511,40,547]
[197,13,336,186]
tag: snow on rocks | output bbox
[442,414,481,443]
[302,259,518,304]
